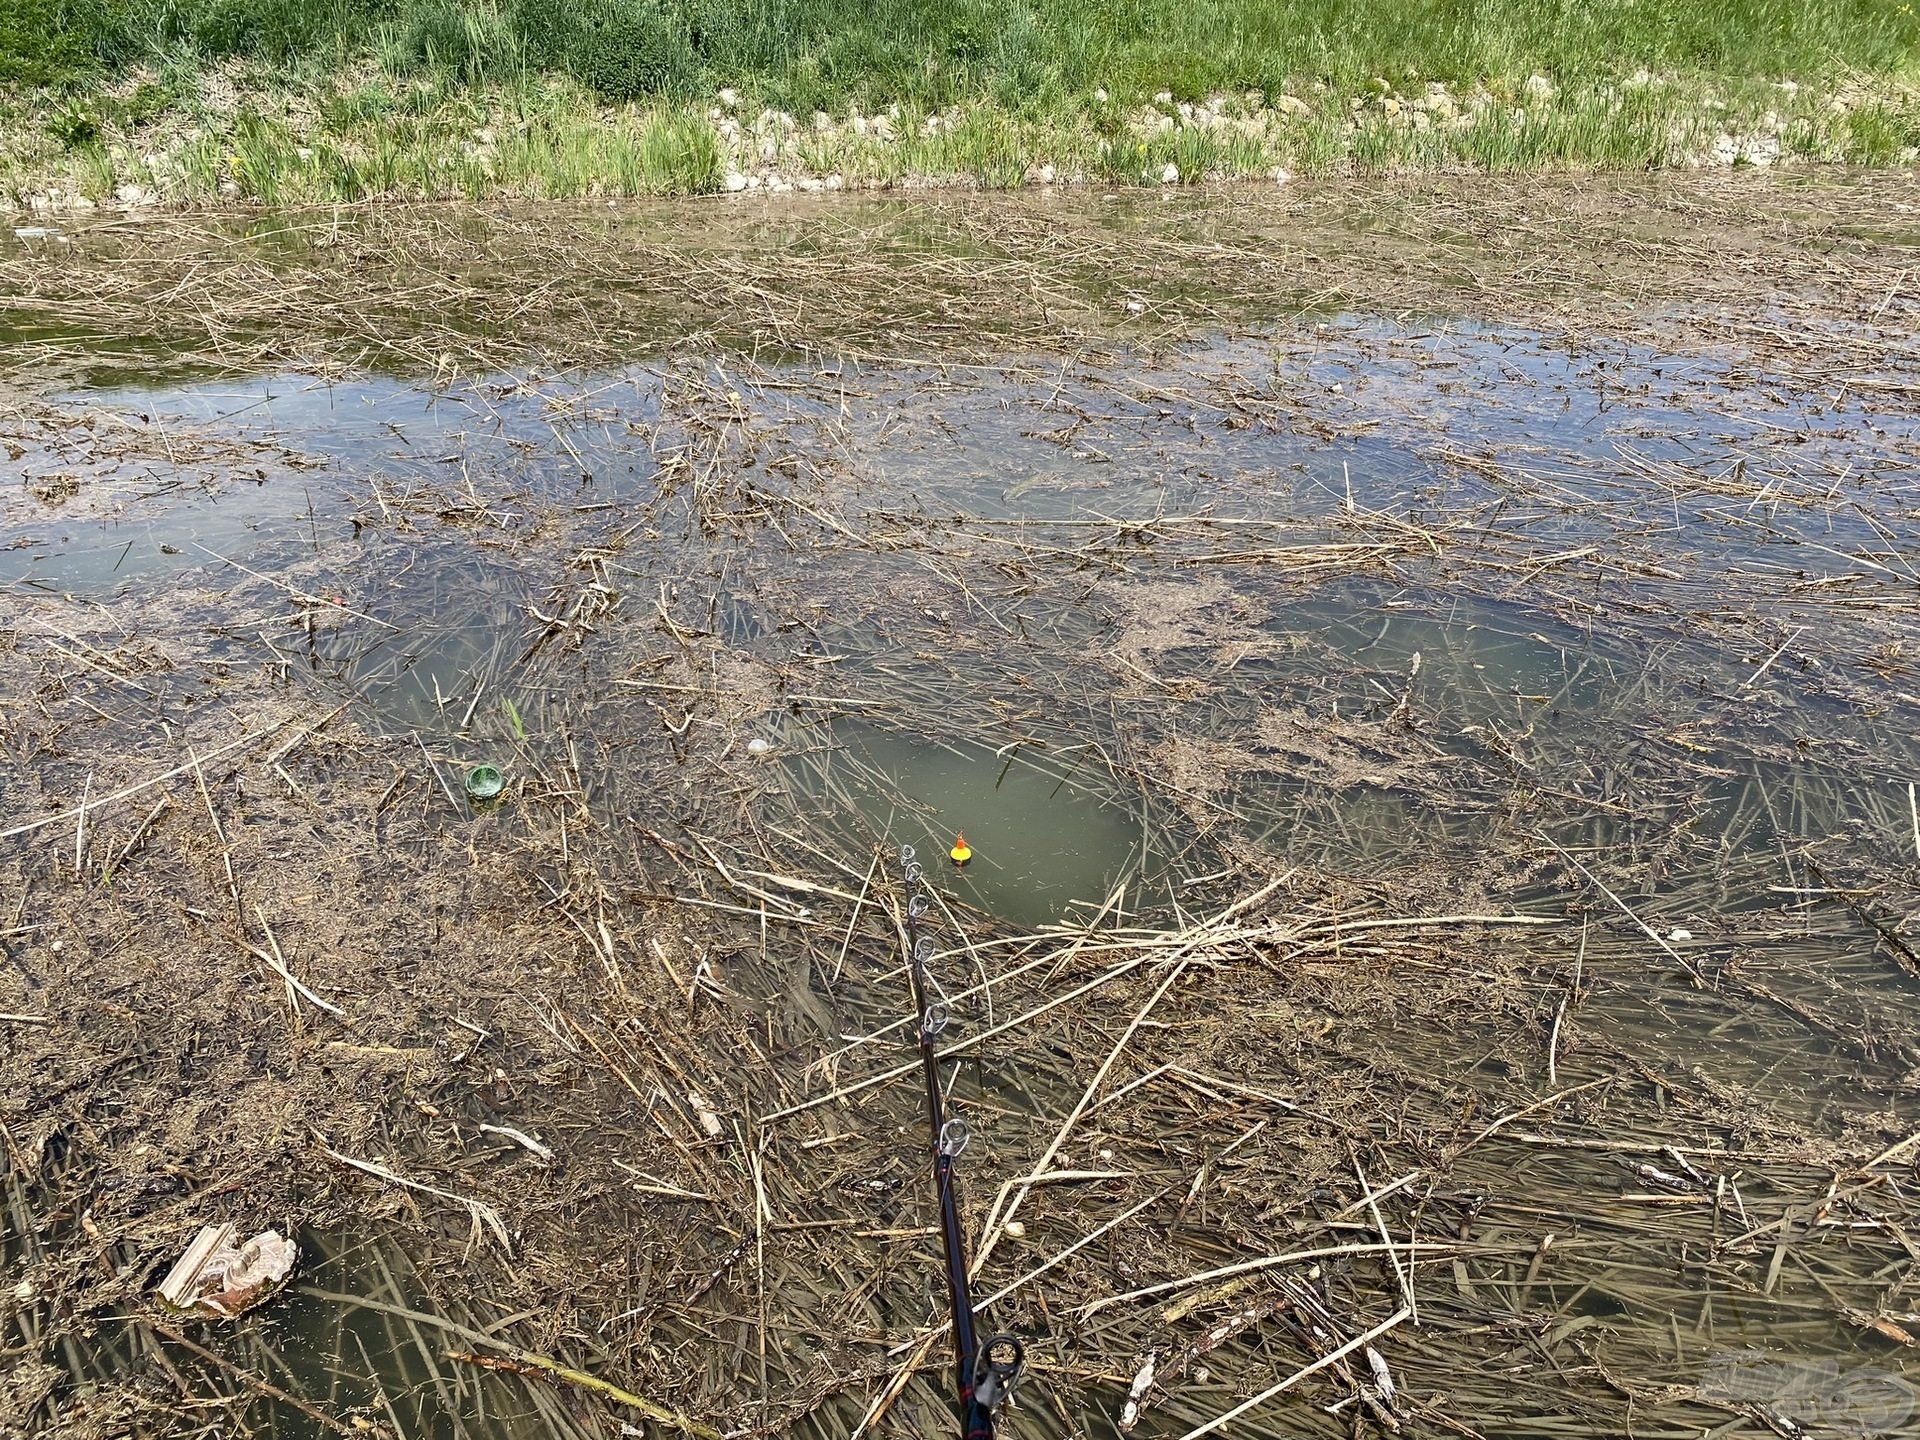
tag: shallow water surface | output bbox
[5,189,1920,1440]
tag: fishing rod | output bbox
[898,844,1024,1438]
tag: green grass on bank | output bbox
[3,0,1919,204]
[8,0,1919,106]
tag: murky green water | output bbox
[6,191,1920,1440]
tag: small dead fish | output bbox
[1663,1147,1712,1185]
[1118,1351,1157,1432]
[477,1123,555,1164]
[1366,1344,1397,1405]
[686,1090,725,1138]
[1840,1307,1918,1348]
[1633,1162,1693,1191]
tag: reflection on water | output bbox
[786,721,1147,932]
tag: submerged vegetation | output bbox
[5,179,1920,1438]
[1,0,1919,205]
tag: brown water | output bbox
[5,184,1920,1440]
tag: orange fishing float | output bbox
[949,832,973,867]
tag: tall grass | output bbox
[8,79,726,203]
[8,0,1919,104]
[2,0,1917,202]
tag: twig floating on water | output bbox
[1537,832,1707,987]
[446,1350,719,1436]
[0,725,288,841]
[315,1142,511,1251]
[1173,1305,1414,1440]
